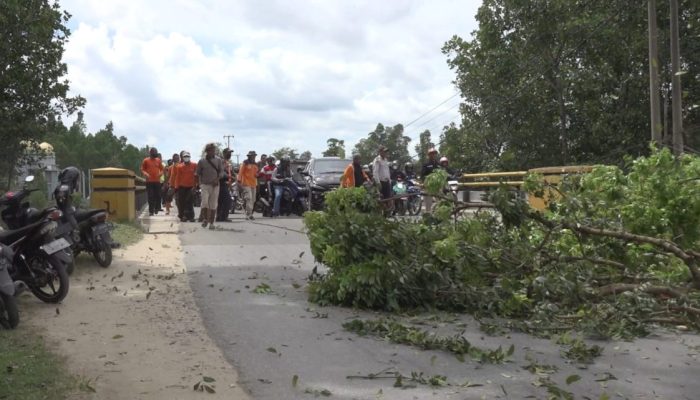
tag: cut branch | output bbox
[597,283,685,298]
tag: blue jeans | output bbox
[273,181,299,215]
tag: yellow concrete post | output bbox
[90,168,137,221]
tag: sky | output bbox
[60,0,480,161]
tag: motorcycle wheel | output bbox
[0,292,19,329]
[28,254,70,304]
[408,195,422,216]
[93,240,113,268]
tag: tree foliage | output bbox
[305,148,700,340]
[414,129,435,168]
[300,150,312,161]
[50,113,145,174]
[440,0,699,171]
[352,123,412,165]
[271,147,300,160]
[0,0,84,188]
[322,138,346,158]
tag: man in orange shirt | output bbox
[173,151,198,222]
[341,154,369,188]
[141,147,164,216]
[237,150,259,220]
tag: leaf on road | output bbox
[267,347,277,353]
[260,256,268,260]
[299,251,305,258]
[292,374,299,388]
[202,376,215,383]
[566,374,581,385]
[112,334,123,340]
[204,385,216,393]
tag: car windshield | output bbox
[314,160,349,174]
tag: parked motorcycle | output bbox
[261,178,307,217]
[53,182,115,268]
[0,207,71,304]
[392,177,408,216]
[406,179,423,216]
[0,244,18,329]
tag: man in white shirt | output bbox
[372,146,393,211]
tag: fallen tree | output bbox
[304,147,700,339]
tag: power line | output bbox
[404,93,460,128]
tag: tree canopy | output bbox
[441,0,699,171]
[353,123,412,165]
[0,0,84,188]
[322,138,346,158]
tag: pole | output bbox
[223,135,234,149]
[670,0,683,156]
[648,0,662,145]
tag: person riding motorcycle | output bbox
[390,160,405,184]
[404,162,416,180]
[271,156,299,217]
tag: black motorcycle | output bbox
[262,178,307,217]
[54,184,114,269]
[0,244,18,329]
[0,207,71,304]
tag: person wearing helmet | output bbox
[259,156,276,206]
[362,164,373,181]
[141,147,164,216]
[439,156,457,178]
[404,162,416,180]
[271,155,299,217]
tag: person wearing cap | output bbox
[173,151,197,222]
[421,148,440,213]
[237,150,259,220]
[216,148,234,222]
[141,147,164,216]
[341,154,369,188]
[197,143,225,229]
[372,145,393,212]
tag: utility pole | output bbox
[648,0,662,145]
[223,135,234,149]
[670,0,684,155]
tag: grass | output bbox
[111,221,144,248]
[0,328,81,400]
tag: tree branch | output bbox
[597,283,685,298]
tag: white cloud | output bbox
[60,0,480,160]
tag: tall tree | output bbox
[272,147,299,160]
[299,150,312,161]
[352,123,412,164]
[441,0,699,170]
[414,129,436,167]
[0,0,84,188]
[322,138,346,158]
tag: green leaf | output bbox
[292,375,299,388]
[204,385,216,393]
[202,376,215,383]
[267,347,277,353]
[565,374,581,385]
[507,344,515,356]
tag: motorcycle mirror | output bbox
[296,167,303,173]
[24,175,35,183]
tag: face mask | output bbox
[183,157,191,163]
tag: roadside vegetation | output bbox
[0,328,88,400]
[111,221,144,249]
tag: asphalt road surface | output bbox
[180,211,700,400]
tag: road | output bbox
[180,212,700,400]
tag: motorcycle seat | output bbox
[74,209,106,223]
[0,220,44,245]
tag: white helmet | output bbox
[439,156,448,164]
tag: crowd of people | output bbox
[340,146,456,213]
[140,145,311,229]
[140,144,456,225]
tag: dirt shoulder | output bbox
[22,221,250,400]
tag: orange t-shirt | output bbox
[237,162,259,188]
[141,157,164,183]
[174,162,197,188]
